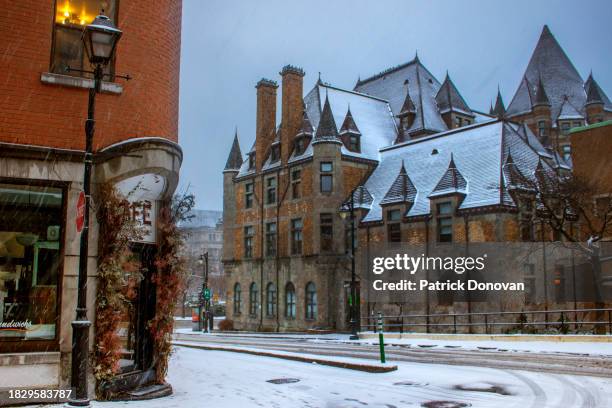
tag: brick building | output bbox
[177,210,224,317]
[499,26,612,161]
[1,0,182,402]
[222,25,610,332]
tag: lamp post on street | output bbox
[340,192,359,340]
[68,14,122,407]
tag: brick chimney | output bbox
[280,65,305,163]
[255,78,278,171]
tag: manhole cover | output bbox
[394,381,429,387]
[454,383,511,395]
[266,378,300,384]
[421,401,471,408]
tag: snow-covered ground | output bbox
[40,345,612,408]
[355,335,612,356]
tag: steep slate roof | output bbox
[429,154,468,197]
[506,25,587,121]
[435,73,474,116]
[359,120,557,223]
[398,88,417,116]
[339,108,361,135]
[380,161,417,205]
[351,185,374,209]
[557,96,583,120]
[224,131,243,171]
[297,110,314,136]
[314,94,341,143]
[354,56,448,135]
[301,82,397,162]
[584,73,612,110]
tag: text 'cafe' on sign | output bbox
[115,174,167,244]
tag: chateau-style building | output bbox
[222,26,610,332]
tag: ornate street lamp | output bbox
[340,192,359,340]
[68,14,122,408]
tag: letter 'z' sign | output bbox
[76,191,86,233]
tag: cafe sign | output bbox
[115,173,167,244]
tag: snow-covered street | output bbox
[36,345,611,408]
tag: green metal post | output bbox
[377,312,386,364]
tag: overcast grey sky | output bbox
[178,0,612,211]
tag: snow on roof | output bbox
[506,26,587,121]
[359,120,555,222]
[304,82,397,162]
[354,57,448,135]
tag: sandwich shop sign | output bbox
[115,174,167,244]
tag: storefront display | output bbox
[0,182,63,342]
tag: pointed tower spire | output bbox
[398,88,417,116]
[533,76,551,107]
[314,94,340,143]
[224,130,243,171]
[585,72,605,105]
[296,110,314,136]
[492,87,506,118]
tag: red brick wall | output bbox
[0,0,182,150]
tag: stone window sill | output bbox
[40,72,123,95]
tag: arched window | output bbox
[285,282,296,319]
[233,283,241,315]
[249,282,259,316]
[266,283,277,317]
[305,282,317,320]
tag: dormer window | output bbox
[270,145,280,162]
[248,153,256,170]
[348,134,361,153]
[294,137,305,156]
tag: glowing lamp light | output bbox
[82,14,122,66]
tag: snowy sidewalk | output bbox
[173,340,397,372]
[355,333,612,356]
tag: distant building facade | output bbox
[179,210,224,315]
[222,26,611,332]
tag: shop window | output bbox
[320,162,333,193]
[320,213,333,252]
[285,282,296,318]
[51,0,118,78]
[233,283,241,315]
[291,219,303,255]
[265,222,277,257]
[249,282,258,316]
[305,282,317,320]
[291,169,301,199]
[244,226,254,258]
[245,182,253,209]
[437,202,453,243]
[0,183,64,343]
[266,283,277,317]
[266,177,277,205]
